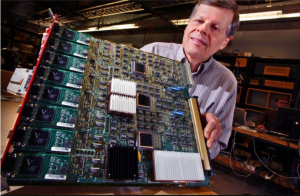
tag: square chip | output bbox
[131,61,146,76]
[35,107,55,123]
[53,54,69,67]
[58,41,72,53]
[137,131,154,150]
[18,156,43,177]
[48,70,64,83]
[137,93,151,110]
[42,87,60,102]
[28,130,49,147]
[62,29,75,40]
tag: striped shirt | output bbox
[140,42,237,159]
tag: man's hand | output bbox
[201,113,222,149]
[256,125,266,130]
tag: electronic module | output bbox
[1,19,212,188]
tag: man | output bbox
[256,96,289,131]
[141,0,239,159]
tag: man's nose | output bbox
[197,22,209,36]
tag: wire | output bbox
[252,134,300,179]
[230,129,252,177]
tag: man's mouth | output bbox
[191,37,207,46]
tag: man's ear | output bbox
[219,36,233,50]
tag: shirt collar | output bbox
[176,44,214,76]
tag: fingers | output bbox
[202,113,223,149]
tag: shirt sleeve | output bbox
[255,112,267,126]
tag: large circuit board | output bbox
[1,21,212,187]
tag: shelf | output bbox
[248,84,294,92]
[13,39,40,47]
[17,51,38,56]
[250,74,296,81]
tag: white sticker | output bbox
[45,174,66,180]
[70,67,84,73]
[57,122,75,128]
[74,53,87,59]
[77,40,90,46]
[66,83,82,89]
[62,101,78,108]
[51,147,71,152]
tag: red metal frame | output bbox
[1,15,58,167]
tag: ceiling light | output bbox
[78,24,139,32]
[171,10,300,25]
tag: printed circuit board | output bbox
[1,21,211,187]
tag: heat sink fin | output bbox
[153,150,205,181]
[106,145,138,180]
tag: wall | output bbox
[96,29,300,59]
[223,29,300,59]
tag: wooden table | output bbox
[2,186,217,195]
[233,127,298,151]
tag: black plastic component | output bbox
[53,54,68,67]
[21,104,34,120]
[19,156,43,177]
[42,87,60,102]
[29,85,41,99]
[58,41,72,53]
[62,29,75,40]
[48,70,64,83]
[36,67,47,79]
[28,130,49,147]
[139,132,153,147]
[106,145,138,180]
[35,107,55,123]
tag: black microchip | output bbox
[35,107,55,123]
[29,85,41,99]
[59,163,68,175]
[69,116,77,124]
[95,122,104,127]
[134,62,146,74]
[42,87,60,102]
[137,94,151,107]
[139,132,153,147]
[28,130,49,147]
[58,41,72,53]
[73,95,80,104]
[53,54,68,67]
[64,137,72,148]
[42,51,52,61]
[111,126,117,132]
[62,29,75,40]
[48,70,64,83]
[21,105,34,120]
[19,156,43,177]
[12,128,28,143]
[36,67,46,79]
[76,78,83,86]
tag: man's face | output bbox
[183,4,234,65]
[275,99,289,110]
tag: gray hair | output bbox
[189,0,240,37]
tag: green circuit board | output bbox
[2,24,210,187]
[48,37,90,59]
[52,25,92,46]
[4,153,70,182]
[20,103,78,129]
[42,50,87,73]
[29,83,81,108]
[12,126,74,153]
